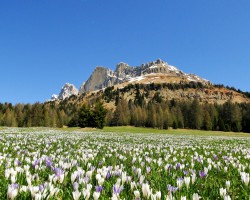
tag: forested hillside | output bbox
[0,82,250,132]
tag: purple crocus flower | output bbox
[32,159,39,168]
[39,184,45,191]
[213,155,218,160]
[115,171,121,177]
[12,183,19,189]
[95,185,103,193]
[54,168,63,177]
[167,184,178,193]
[176,163,181,170]
[113,185,123,195]
[84,176,90,183]
[184,170,189,176]
[199,171,206,179]
[106,172,111,179]
[34,173,39,180]
[73,182,79,191]
[46,158,53,168]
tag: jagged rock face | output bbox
[115,62,134,79]
[79,67,122,94]
[79,59,209,94]
[58,83,79,100]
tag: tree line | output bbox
[106,98,250,133]
[0,100,107,129]
[0,87,250,132]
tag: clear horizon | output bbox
[1,0,250,104]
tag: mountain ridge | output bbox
[50,59,212,100]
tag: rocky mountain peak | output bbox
[58,83,79,100]
[115,62,134,79]
[115,62,130,73]
[77,59,209,94]
[50,59,211,100]
[155,58,165,64]
[79,66,118,94]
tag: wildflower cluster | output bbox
[0,128,250,199]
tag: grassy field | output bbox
[0,127,250,199]
[1,126,249,137]
[56,126,250,137]
[102,126,250,137]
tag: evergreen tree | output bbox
[91,101,107,129]
[221,101,242,132]
[112,98,130,126]
[242,104,250,132]
[78,104,90,128]
[231,104,242,132]
[189,99,203,129]
[156,105,164,129]
[3,108,12,127]
[146,104,157,128]
[31,103,44,126]
[43,108,50,127]
[163,107,171,129]
[171,107,184,129]
[203,110,213,130]
[56,110,63,128]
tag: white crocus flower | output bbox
[111,194,118,200]
[224,195,231,200]
[192,173,196,184]
[98,177,105,186]
[7,184,19,200]
[34,192,42,200]
[155,191,161,199]
[226,180,230,189]
[219,188,227,197]
[93,191,100,200]
[130,181,136,191]
[82,188,90,200]
[240,172,249,185]
[183,176,190,188]
[11,175,16,184]
[177,178,184,188]
[20,185,28,193]
[5,169,11,179]
[134,190,140,199]
[192,193,200,200]
[30,186,39,198]
[142,183,151,198]
[73,190,81,200]
[122,172,127,184]
[86,171,93,179]
[96,173,101,181]
[71,172,78,184]
[139,175,145,184]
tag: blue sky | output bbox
[1,0,250,104]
